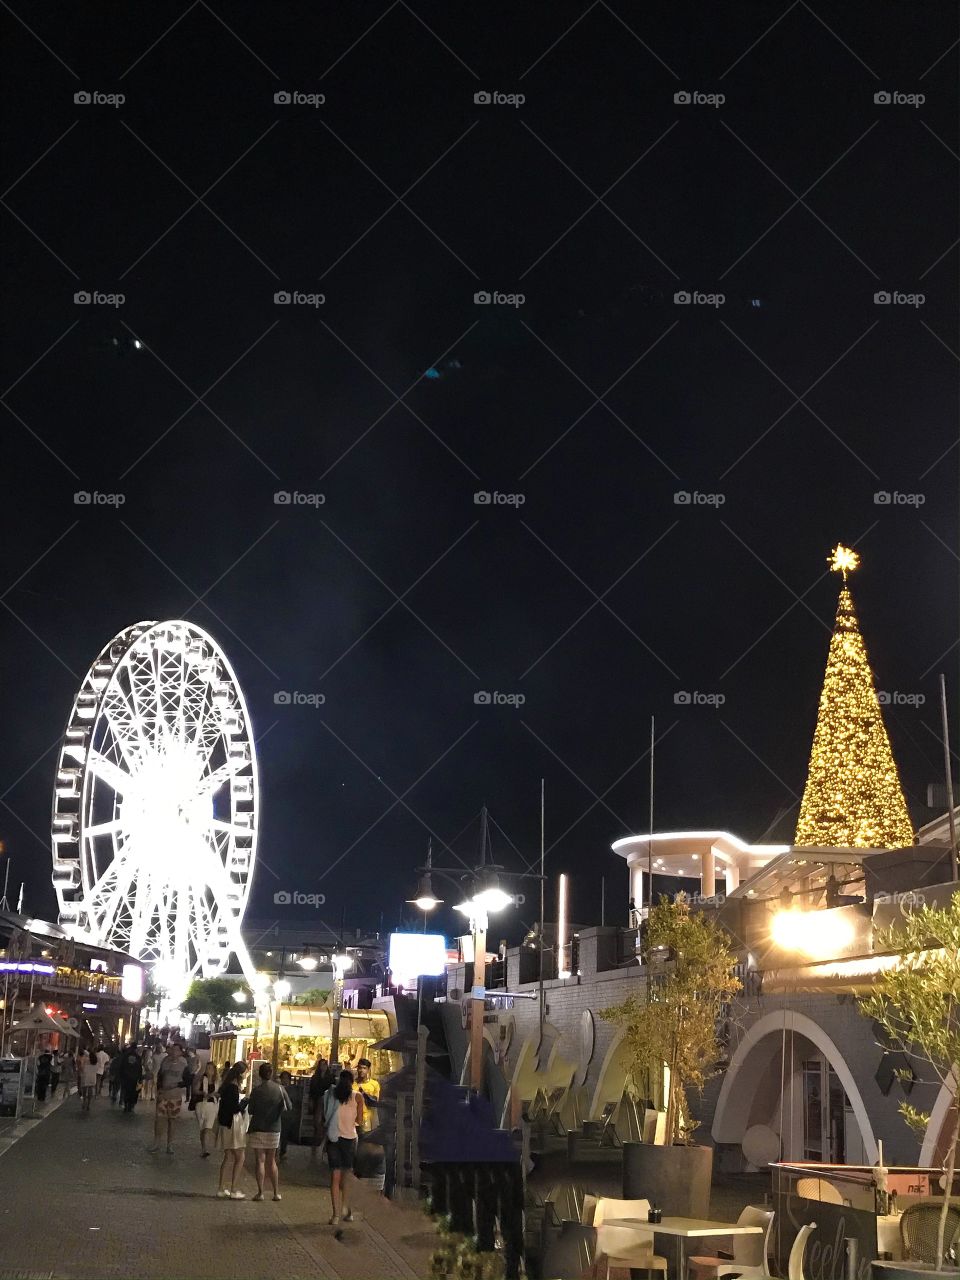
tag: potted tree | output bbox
[600,895,741,1215]
[859,891,960,1273]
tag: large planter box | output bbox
[623,1142,713,1218]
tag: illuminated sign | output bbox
[389,932,447,978]
[0,962,55,974]
[121,963,143,1003]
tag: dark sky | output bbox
[1,2,957,945]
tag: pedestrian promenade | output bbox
[0,1093,439,1280]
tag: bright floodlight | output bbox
[51,621,259,988]
[296,953,318,970]
[772,908,854,958]
[273,978,291,999]
[231,989,248,1004]
[332,952,353,977]
[472,884,513,913]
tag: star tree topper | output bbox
[828,544,860,581]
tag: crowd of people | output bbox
[43,1034,386,1217]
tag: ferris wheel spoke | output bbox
[84,817,126,839]
[87,750,137,797]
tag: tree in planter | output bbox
[859,891,960,1271]
[600,895,741,1145]
[180,977,248,1029]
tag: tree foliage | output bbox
[293,987,331,1006]
[859,891,960,1270]
[180,977,248,1028]
[600,895,741,1145]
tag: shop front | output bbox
[210,1004,399,1080]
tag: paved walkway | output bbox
[0,1092,439,1280]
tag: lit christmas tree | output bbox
[794,545,913,849]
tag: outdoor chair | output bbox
[598,1100,622,1148]
[594,1197,669,1280]
[686,1205,775,1280]
[544,1183,587,1230]
[899,1201,960,1267]
[787,1223,816,1280]
[795,1178,843,1204]
[542,1222,599,1280]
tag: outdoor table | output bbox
[620,1216,764,1280]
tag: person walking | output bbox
[150,1042,190,1154]
[107,1048,123,1105]
[191,1060,219,1157]
[59,1050,76,1099]
[35,1048,53,1103]
[141,1045,156,1102]
[94,1044,110,1095]
[48,1049,62,1098]
[324,1069,363,1226]
[308,1056,334,1154]
[215,1062,249,1199]
[79,1049,98,1111]
[118,1043,143,1113]
[246,1063,290,1202]
[278,1070,294,1161]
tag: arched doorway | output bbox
[712,1011,878,1166]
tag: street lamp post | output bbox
[328,950,353,1067]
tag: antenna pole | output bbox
[647,716,655,916]
[538,779,545,1046]
[939,674,959,881]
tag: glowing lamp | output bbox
[231,989,248,1004]
[296,953,318,970]
[273,978,291,999]
[407,871,442,912]
[331,952,353,978]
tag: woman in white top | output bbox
[79,1050,98,1111]
[323,1070,364,1226]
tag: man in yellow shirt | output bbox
[355,1059,380,1134]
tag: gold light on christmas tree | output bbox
[794,545,913,849]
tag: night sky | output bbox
[1,2,957,945]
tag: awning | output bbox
[9,1002,79,1037]
[369,1030,447,1055]
[274,1005,391,1041]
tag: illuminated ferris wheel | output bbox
[51,620,258,983]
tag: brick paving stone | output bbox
[0,1093,439,1280]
